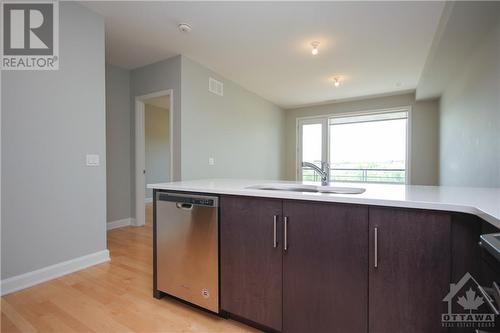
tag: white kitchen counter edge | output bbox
[148,180,500,229]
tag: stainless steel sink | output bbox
[245,183,365,194]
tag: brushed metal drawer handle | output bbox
[273,215,278,248]
[284,216,288,252]
[374,227,378,268]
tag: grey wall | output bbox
[439,19,500,187]
[417,2,500,100]
[284,93,439,185]
[180,57,285,180]
[1,3,106,279]
[145,104,170,199]
[106,64,132,222]
[410,99,440,186]
[130,55,181,217]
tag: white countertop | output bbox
[148,179,500,229]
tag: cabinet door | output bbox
[220,196,283,331]
[283,201,369,333]
[369,207,450,333]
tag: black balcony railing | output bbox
[302,167,406,184]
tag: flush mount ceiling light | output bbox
[333,77,341,87]
[178,23,192,33]
[311,41,320,55]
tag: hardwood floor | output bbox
[1,204,259,333]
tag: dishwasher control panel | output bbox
[158,192,218,207]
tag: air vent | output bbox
[209,77,223,96]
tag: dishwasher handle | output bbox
[176,203,193,211]
[157,192,219,208]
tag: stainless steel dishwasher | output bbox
[156,192,219,313]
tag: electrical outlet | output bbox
[208,157,215,166]
[86,154,100,166]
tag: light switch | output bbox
[208,157,215,166]
[86,154,100,166]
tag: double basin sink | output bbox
[245,183,366,194]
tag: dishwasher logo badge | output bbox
[441,272,496,329]
[201,288,210,299]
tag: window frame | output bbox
[296,106,412,184]
[296,117,328,180]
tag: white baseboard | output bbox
[107,218,134,230]
[0,250,110,296]
[144,197,153,204]
[130,218,141,226]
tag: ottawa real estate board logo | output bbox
[442,272,497,329]
[1,1,59,70]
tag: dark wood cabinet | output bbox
[218,195,478,333]
[451,213,482,282]
[282,201,369,333]
[368,207,451,333]
[220,196,283,331]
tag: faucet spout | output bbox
[301,162,330,186]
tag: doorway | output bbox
[135,90,173,226]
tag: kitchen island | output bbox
[149,179,500,333]
[149,179,500,228]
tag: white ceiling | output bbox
[83,1,445,108]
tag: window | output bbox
[298,109,409,184]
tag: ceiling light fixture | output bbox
[311,41,320,55]
[178,23,192,33]
[333,77,341,87]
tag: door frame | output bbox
[135,89,174,226]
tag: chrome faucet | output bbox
[301,161,330,186]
